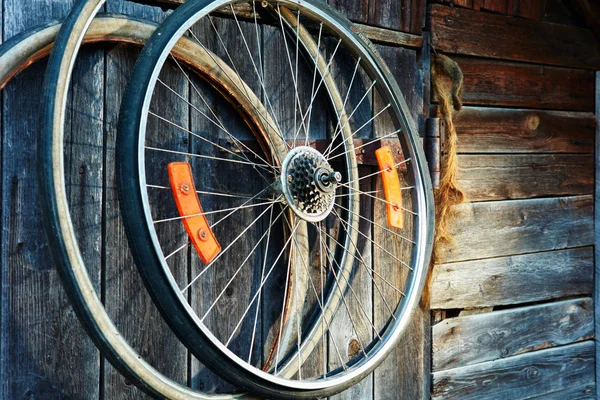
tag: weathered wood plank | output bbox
[189,16,271,391]
[354,23,422,48]
[0,1,103,398]
[437,195,593,263]
[103,43,189,397]
[433,298,594,371]
[528,383,596,399]
[329,0,368,24]
[431,247,593,309]
[474,0,507,13]
[595,70,600,400]
[435,0,474,9]
[374,45,428,400]
[449,107,595,154]
[507,0,546,20]
[430,3,600,69]
[457,154,594,201]
[368,0,424,34]
[432,341,595,400]
[433,57,596,111]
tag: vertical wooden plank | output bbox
[329,0,369,24]
[328,35,374,399]
[0,0,103,398]
[474,0,508,13]
[595,70,600,400]
[373,44,427,400]
[368,0,401,32]
[507,0,546,20]
[103,42,189,397]
[187,16,267,392]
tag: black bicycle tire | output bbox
[116,0,435,398]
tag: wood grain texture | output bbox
[430,3,600,69]
[433,57,596,111]
[507,0,546,20]
[329,0,369,24]
[0,1,102,399]
[457,154,594,201]
[103,43,189,398]
[450,107,595,154]
[430,247,594,309]
[354,23,422,48]
[432,298,594,371]
[432,341,595,400]
[368,0,424,34]
[595,71,600,400]
[373,44,428,400]
[437,195,594,263]
[528,383,596,399]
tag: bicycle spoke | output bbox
[323,56,362,155]
[278,215,348,373]
[324,79,376,157]
[276,4,311,143]
[334,201,415,246]
[325,103,391,158]
[146,184,275,202]
[229,6,287,145]
[316,219,405,296]
[145,145,272,168]
[327,130,399,162]
[338,182,417,215]
[328,208,398,316]
[153,199,277,224]
[149,110,273,175]
[248,204,276,364]
[200,203,284,322]
[168,55,278,171]
[187,28,290,149]
[318,229,382,340]
[225,219,301,347]
[182,200,278,293]
[332,208,413,270]
[318,229,367,358]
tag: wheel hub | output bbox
[280,146,341,222]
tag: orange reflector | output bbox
[168,162,221,264]
[375,146,404,229]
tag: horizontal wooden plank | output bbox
[432,298,594,371]
[449,107,596,154]
[432,341,595,399]
[437,195,593,263]
[354,23,422,48]
[431,247,593,309]
[457,154,594,201]
[433,57,595,111]
[430,3,600,69]
[528,383,596,399]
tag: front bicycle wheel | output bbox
[117,0,434,398]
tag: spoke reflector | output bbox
[168,162,221,263]
[375,146,404,229]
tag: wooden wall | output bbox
[0,0,598,399]
[429,1,599,399]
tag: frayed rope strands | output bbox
[431,53,466,262]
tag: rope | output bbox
[431,54,466,261]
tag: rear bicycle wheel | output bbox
[117,0,434,398]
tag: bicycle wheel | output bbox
[117,0,434,398]
[35,3,256,398]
